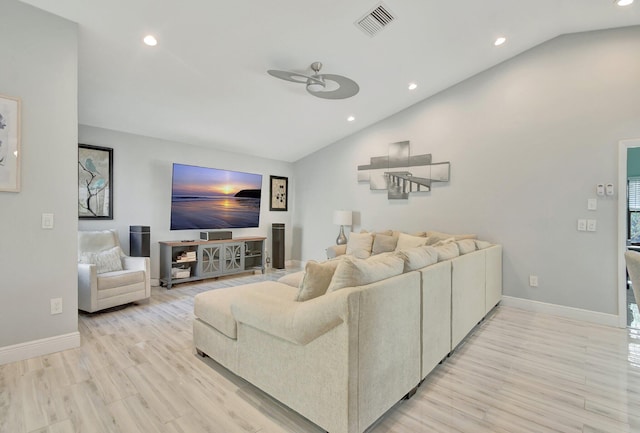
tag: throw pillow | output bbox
[395,232,427,251]
[327,254,404,292]
[425,231,477,245]
[372,233,398,255]
[296,260,341,302]
[432,237,456,247]
[396,246,439,272]
[456,239,477,254]
[434,242,460,261]
[93,246,123,274]
[346,232,374,259]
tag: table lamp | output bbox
[333,210,352,245]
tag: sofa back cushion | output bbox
[296,260,342,301]
[327,254,404,292]
[434,242,460,261]
[456,239,477,254]
[346,232,374,259]
[396,246,439,272]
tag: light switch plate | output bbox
[42,213,54,229]
[587,219,597,232]
[577,219,587,231]
[587,198,597,210]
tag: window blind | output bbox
[629,177,640,211]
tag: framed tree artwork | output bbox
[0,94,21,193]
[270,175,288,211]
[78,144,113,219]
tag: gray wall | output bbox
[0,1,78,346]
[294,26,640,315]
[78,126,294,279]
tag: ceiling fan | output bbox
[267,61,359,100]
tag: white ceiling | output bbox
[19,0,640,162]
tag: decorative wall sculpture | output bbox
[357,141,450,199]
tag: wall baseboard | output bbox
[0,332,81,365]
[501,296,620,328]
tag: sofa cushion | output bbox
[195,282,297,339]
[327,254,404,292]
[395,232,427,251]
[372,233,398,255]
[346,232,373,259]
[278,270,305,287]
[96,269,145,291]
[425,231,477,246]
[296,260,341,301]
[434,242,460,261]
[456,239,477,254]
[396,246,439,272]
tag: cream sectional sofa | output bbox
[193,230,502,433]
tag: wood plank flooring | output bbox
[1,271,640,433]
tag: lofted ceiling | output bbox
[19,0,640,162]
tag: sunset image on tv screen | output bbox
[170,163,262,230]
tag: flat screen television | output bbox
[170,163,262,230]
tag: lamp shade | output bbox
[333,210,352,226]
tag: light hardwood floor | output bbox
[1,271,639,433]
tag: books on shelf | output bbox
[176,251,196,262]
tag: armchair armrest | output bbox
[231,292,348,345]
[326,244,347,259]
[78,263,98,312]
[122,256,149,272]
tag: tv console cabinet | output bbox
[159,237,265,289]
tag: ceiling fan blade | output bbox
[306,74,359,100]
[267,69,319,84]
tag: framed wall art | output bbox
[78,144,113,219]
[0,94,21,192]
[270,175,288,211]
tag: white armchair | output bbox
[78,229,150,313]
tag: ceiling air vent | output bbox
[355,3,396,37]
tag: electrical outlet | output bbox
[529,275,539,287]
[587,219,597,232]
[50,298,62,315]
[577,219,587,231]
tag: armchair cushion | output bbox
[97,269,145,291]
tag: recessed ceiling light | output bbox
[408,83,418,90]
[143,35,157,46]
[347,115,355,122]
[494,36,506,46]
[615,0,633,5]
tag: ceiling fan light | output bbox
[306,76,326,93]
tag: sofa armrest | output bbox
[326,244,347,259]
[231,292,347,345]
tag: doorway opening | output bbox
[619,139,640,329]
